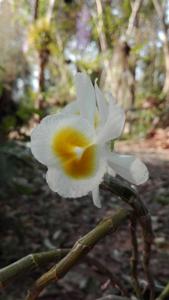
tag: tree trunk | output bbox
[111,41,135,110]
[152,0,169,97]
[46,0,55,21]
[34,0,39,20]
[39,54,46,93]
[37,0,55,95]
[38,49,50,93]
[99,0,141,109]
[162,40,169,95]
[126,0,143,36]
[95,0,113,94]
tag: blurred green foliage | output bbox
[1,116,17,132]
[0,0,168,141]
[16,91,42,122]
[155,195,169,205]
[29,18,56,53]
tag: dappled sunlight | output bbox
[0,1,169,300]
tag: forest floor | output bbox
[0,137,169,300]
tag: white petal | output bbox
[54,114,96,141]
[75,72,96,125]
[46,158,106,198]
[31,114,96,167]
[31,113,63,166]
[95,82,108,125]
[96,101,125,144]
[62,100,79,115]
[92,186,101,208]
[107,166,116,177]
[107,152,149,185]
[106,92,116,105]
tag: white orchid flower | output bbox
[31,73,148,208]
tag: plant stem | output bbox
[102,176,155,300]
[25,208,131,300]
[0,251,127,296]
[129,218,142,299]
[157,282,169,300]
[0,249,69,288]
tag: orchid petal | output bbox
[31,114,95,168]
[92,186,101,208]
[96,99,125,143]
[107,166,116,177]
[75,72,96,125]
[95,82,108,125]
[107,152,149,185]
[31,113,63,167]
[46,158,106,198]
[62,100,79,115]
[106,92,116,105]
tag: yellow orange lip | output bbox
[51,127,98,179]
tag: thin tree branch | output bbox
[95,0,107,52]
[34,0,39,21]
[46,0,55,21]
[152,0,169,46]
[95,0,113,92]
[152,0,169,95]
[126,0,143,36]
[25,208,131,300]
[152,0,166,25]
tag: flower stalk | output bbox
[25,208,130,300]
[157,282,169,300]
[101,176,155,299]
[129,218,142,299]
[0,249,69,288]
[0,177,155,300]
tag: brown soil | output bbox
[0,140,169,300]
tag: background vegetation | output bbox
[1,0,169,140]
[0,1,169,300]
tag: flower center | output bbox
[51,127,98,179]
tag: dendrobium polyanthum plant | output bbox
[31,73,148,208]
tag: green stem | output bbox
[0,249,68,288]
[26,208,131,300]
[157,282,169,300]
[102,176,155,300]
[129,218,142,299]
[0,251,127,296]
